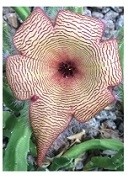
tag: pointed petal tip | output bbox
[36,145,48,167]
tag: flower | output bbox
[6,8,122,166]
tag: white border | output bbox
[1,0,124,7]
[1,0,133,180]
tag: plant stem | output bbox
[62,139,123,159]
[12,7,31,21]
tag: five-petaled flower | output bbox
[6,8,122,166]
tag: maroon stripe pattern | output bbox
[6,8,122,166]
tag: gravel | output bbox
[116,15,124,29]
[111,7,123,13]
[6,13,18,28]
[86,6,124,39]
[118,122,124,133]
[104,10,119,21]
[92,11,104,19]
[83,9,91,16]
[102,7,110,14]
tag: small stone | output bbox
[104,120,116,129]
[102,150,117,156]
[3,104,10,111]
[74,153,87,170]
[3,7,10,15]
[3,15,7,21]
[104,103,115,110]
[116,15,124,29]
[85,118,100,137]
[112,7,123,13]
[85,118,100,128]
[102,19,115,30]
[103,30,113,39]
[27,155,35,165]
[104,10,119,21]
[95,110,108,121]
[118,122,124,133]
[111,30,118,38]
[102,7,110,14]
[95,7,103,10]
[83,8,91,17]
[75,161,83,170]
[95,109,117,122]
[92,11,104,19]
[101,19,115,39]
[3,7,15,13]
[108,111,117,121]
[6,13,18,28]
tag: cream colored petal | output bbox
[6,55,44,100]
[55,10,104,44]
[13,8,53,60]
[74,88,115,122]
[99,40,122,87]
[29,97,72,166]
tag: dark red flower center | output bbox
[58,61,77,78]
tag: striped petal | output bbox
[13,8,104,62]
[29,97,73,166]
[6,55,44,100]
[99,40,122,86]
[13,8,53,60]
[55,10,104,43]
[74,88,115,122]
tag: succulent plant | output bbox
[6,8,122,166]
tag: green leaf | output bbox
[84,148,124,171]
[3,111,32,171]
[84,156,114,171]
[62,139,123,159]
[110,148,124,170]
[30,139,37,157]
[49,157,72,171]
[3,111,18,138]
[64,7,84,14]
[3,111,11,128]
[3,83,25,111]
[12,7,31,21]
[3,21,13,57]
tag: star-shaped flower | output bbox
[6,8,122,166]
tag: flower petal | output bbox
[6,55,44,100]
[13,8,53,60]
[55,10,104,43]
[99,40,122,86]
[13,8,104,62]
[29,98,72,166]
[74,88,115,122]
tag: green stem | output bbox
[64,7,84,14]
[62,139,123,159]
[12,7,31,21]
